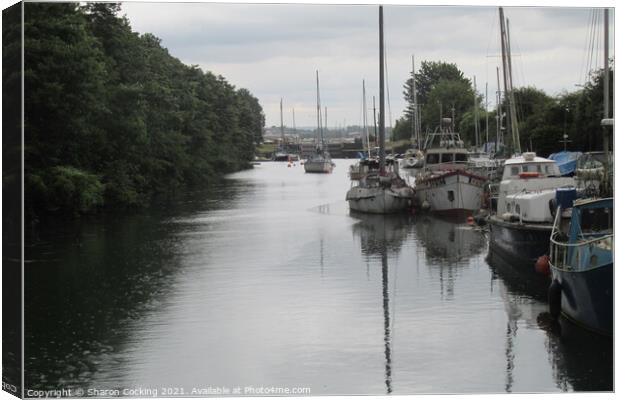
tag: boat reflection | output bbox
[414,216,486,265]
[349,212,414,394]
[487,247,613,392]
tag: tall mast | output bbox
[324,106,328,145]
[410,55,415,144]
[499,8,512,153]
[505,18,521,153]
[412,55,420,146]
[373,95,378,148]
[603,8,610,162]
[363,79,370,156]
[485,82,489,148]
[280,98,285,145]
[496,66,502,153]
[379,6,386,172]
[474,75,479,149]
[316,70,322,149]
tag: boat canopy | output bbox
[548,151,582,176]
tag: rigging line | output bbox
[578,9,594,86]
[383,31,393,131]
[589,10,599,80]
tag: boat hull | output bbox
[551,262,613,336]
[304,160,333,173]
[415,170,485,214]
[346,187,412,214]
[488,216,552,264]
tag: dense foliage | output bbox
[394,61,476,141]
[10,3,265,218]
[394,59,613,156]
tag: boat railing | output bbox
[549,207,614,270]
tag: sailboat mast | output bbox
[496,66,502,152]
[412,55,420,146]
[474,75,479,149]
[379,6,386,172]
[499,8,512,153]
[373,96,378,148]
[410,56,415,144]
[316,70,322,149]
[603,8,610,160]
[485,82,489,148]
[505,19,521,153]
[363,80,370,157]
[280,98,285,145]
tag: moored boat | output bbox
[304,71,333,173]
[345,6,413,214]
[414,125,487,216]
[488,152,576,263]
[548,197,613,336]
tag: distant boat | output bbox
[345,6,414,214]
[274,98,300,162]
[304,71,333,174]
[548,197,613,335]
[548,151,582,176]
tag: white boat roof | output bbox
[504,154,556,165]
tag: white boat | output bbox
[488,152,576,263]
[346,159,413,214]
[401,148,424,169]
[414,125,487,216]
[304,149,333,173]
[346,8,414,214]
[304,71,333,174]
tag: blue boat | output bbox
[548,197,613,335]
[548,151,582,176]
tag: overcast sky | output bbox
[120,1,615,128]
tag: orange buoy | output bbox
[535,255,550,276]
[466,216,475,225]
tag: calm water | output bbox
[25,160,612,395]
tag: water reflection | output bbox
[350,213,413,394]
[487,247,613,392]
[24,181,245,390]
[414,216,486,301]
[415,216,486,265]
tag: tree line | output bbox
[393,60,614,156]
[3,3,265,220]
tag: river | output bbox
[24,160,612,395]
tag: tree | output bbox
[404,62,468,112]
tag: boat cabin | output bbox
[502,152,561,179]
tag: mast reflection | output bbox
[350,212,413,394]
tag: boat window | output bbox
[507,203,511,212]
[536,164,542,172]
[427,154,439,164]
[455,153,467,162]
[511,167,519,176]
[545,165,550,174]
[515,204,520,214]
[580,207,613,233]
[447,190,455,202]
[442,153,454,163]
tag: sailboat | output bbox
[401,55,424,170]
[304,71,334,173]
[488,7,576,264]
[348,79,374,180]
[345,6,414,214]
[274,98,300,162]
